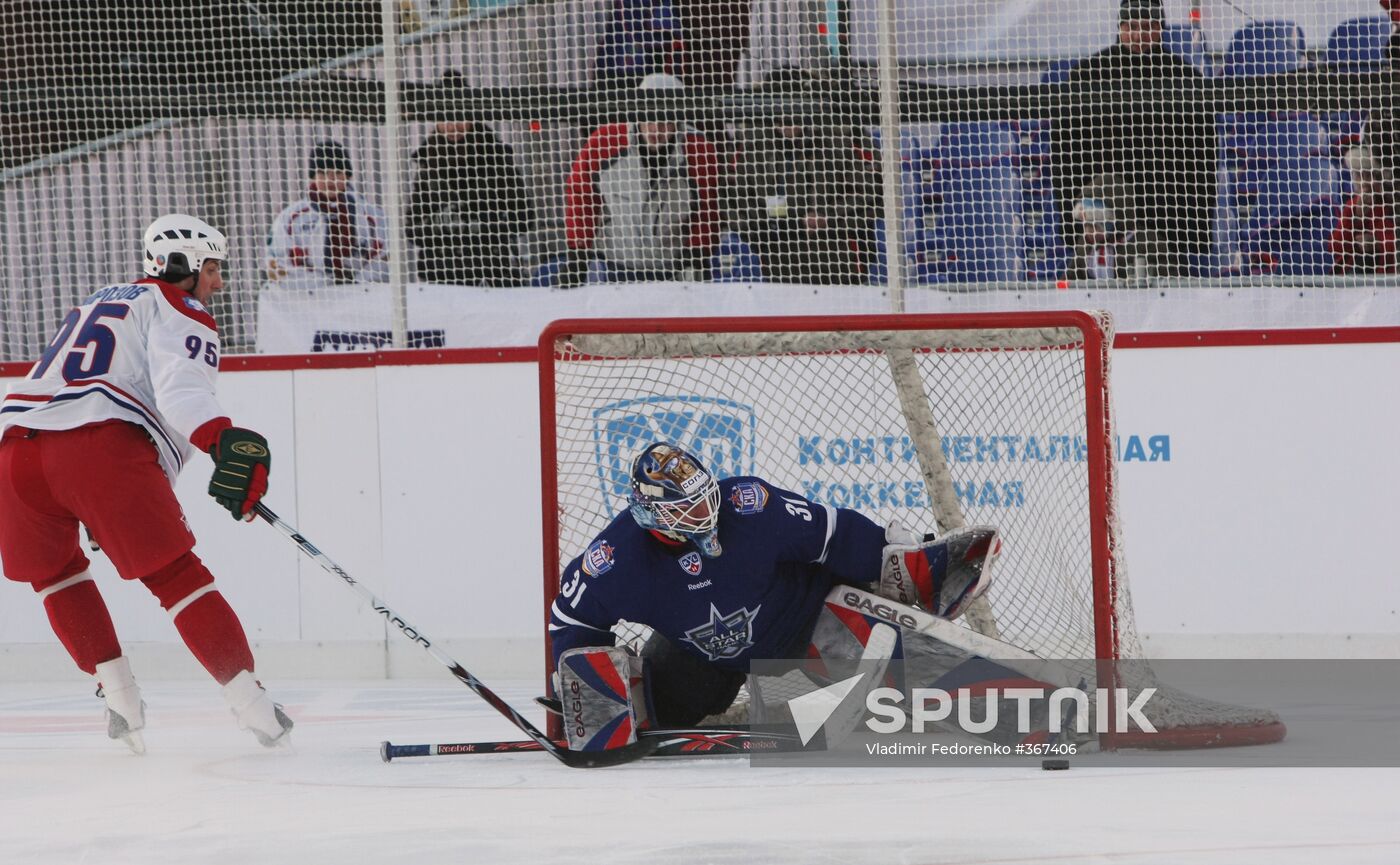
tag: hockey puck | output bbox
[1041,758,1070,770]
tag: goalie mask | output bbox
[627,442,723,558]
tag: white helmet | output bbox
[143,214,228,281]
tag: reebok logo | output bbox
[687,579,712,591]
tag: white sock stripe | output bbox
[36,570,94,600]
[548,600,611,632]
[166,583,218,619]
[815,504,838,565]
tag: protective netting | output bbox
[3,1,1399,362]
[543,313,1282,747]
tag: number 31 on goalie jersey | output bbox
[560,568,589,610]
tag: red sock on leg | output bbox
[170,592,256,685]
[141,552,255,686]
[37,574,121,676]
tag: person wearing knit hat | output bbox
[637,72,685,151]
[1049,0,1215,279]
[406,74,537,287]
[265,140,389,287]
[1117,0,1164,54]
[308,140,354,178]
[1118,0,1163,21]
[559,72,719,286]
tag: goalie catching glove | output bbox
[206,427,271,521]
[557,645,652,752]
[879,524,1001,619]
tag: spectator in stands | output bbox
[1362,1,1400,228]
[733,66,881,284]
[561,73,719,286]
[266,141,388,286]
[1070,175,1129,279]
[1050,0,1216,279]
[1329,146,1397,274]
[407,98,536,286]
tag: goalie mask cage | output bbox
[540,311,1284,749]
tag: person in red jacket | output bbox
[561,73,718,285]
[1330,146,1397,275]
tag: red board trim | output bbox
[1,327,1396,379]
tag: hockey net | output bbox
[540,311,1284,749]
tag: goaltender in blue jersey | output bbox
[549,441,1001,742]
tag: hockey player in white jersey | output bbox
[0,214,293,753]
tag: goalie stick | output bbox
[252,503,656,768]
[381,727,814,761]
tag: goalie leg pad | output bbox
[558,646,649,752]
[808,598,905,673]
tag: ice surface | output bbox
[3,679,1398,865]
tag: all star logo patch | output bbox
[729,481,768,514]
[183,296,208,313]
[582,540,615,576]
[678,551,703,576]
[681,603,762,661]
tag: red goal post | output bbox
[538,312,1283,748]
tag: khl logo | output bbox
[590,395,756,509]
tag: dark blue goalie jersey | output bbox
[550,477,888,671]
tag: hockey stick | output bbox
[252,503,656,768]
[380,727,812,762]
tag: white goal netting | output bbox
[3,1,1399,362]
[542,312,1284,748]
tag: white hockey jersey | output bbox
[265,191,389,284]
[0,278,227,482]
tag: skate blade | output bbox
[117,729,146,756]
